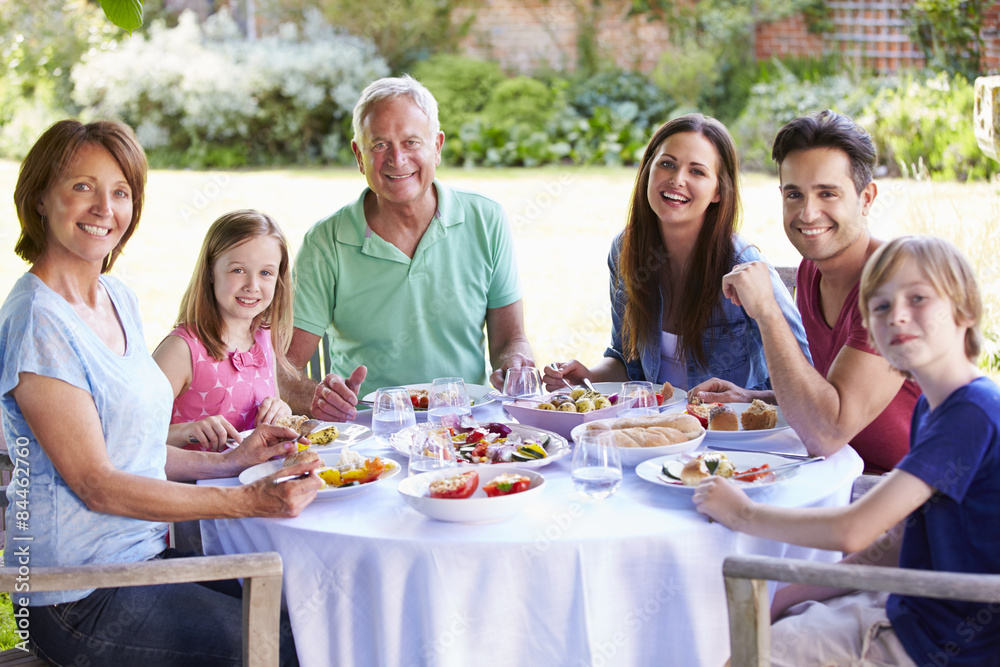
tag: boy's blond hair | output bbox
[859,235,982,364]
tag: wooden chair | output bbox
[723,554,1000,667]
[0,552,285,667]
[305,332,331,382]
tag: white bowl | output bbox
[503,390,631,438]
[397,467,544,523]
[570,419,706,468]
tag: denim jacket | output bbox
[604,232,811,390]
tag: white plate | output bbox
[238,449,400,500]
[228,422,373,452]
[361,383,496,414]
[388,421,570,469]
[666,402,790,440]
[589,382,687,409]
[569,418,705,467]
[635,451,800,493]
[397,467,544,523]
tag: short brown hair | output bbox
[860,235,983,364]
[13,119,147,272]
[175,209,295,373]
[771,110,876,195]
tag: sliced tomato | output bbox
[428,470,479,499]
[655,393,665,406]
[472,442,489,458]
[483,473,531,497]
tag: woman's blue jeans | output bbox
[15,549,298,666]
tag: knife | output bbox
[707,445,816,461]
[730,456,824,479]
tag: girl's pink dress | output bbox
[168,325,277,450]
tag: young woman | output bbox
[544,114,810,391]
[694,235,999,666]
[154,210,295,451]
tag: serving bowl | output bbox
[397,467,545,523]
[569,419,706,467]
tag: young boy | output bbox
[694,235,1000,666]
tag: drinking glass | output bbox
[427,377,471,423]
[371,386,416,448]
[502,367,543,399]
[408,427,458,476]
[618,381,658,417]
[571,430,622,500]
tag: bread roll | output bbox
[741,399,778,430]
[605,426,691,448]
[659,381,674,400]
[586,412,703,439]
[680,453,735,485]
[708,404,738,431]
[282,449,320,468]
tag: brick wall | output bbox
[453,0,671,74]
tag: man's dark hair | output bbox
[771,110,877,194]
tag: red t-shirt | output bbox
[797,260,921,473]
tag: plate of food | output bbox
[389,420,570,468]
[675,399,790,440]
[238,446,400,500]
[397,467,544,523]
[588,382,687,410]
[569,411,706,467]
[635,450,809,493]
[361,383,495,416]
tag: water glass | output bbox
[408,427,457,476]
[618,381,658,417]
[502,366,543,399]
[371,386,416,447]
[571,430,622,500]
[427,377,471,423]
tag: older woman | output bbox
[545,113,811,392]
[1,119,320,665]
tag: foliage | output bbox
[861,72,994,182]
[480,77,556,132]
[731,63,883,173]
[0,591,14,651]
[277,0,474,73]
[100,0,144,33]
[905,0,986,81]
[69,9,389,168]
[411,54,506,138]
[565,69,673,134]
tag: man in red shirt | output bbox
[690,110,920,473]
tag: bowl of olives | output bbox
[503,388,633,439]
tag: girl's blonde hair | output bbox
[859,235,983,364]
[176,209,295,373]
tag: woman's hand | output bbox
[220,424,302,475]
[688,378,750,404]
[178,416,243,452]
[692,477,756,530]
[255,396,292,427]
[247,458,323,518]
[542,361,589,391]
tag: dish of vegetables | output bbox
[389,419,570,468]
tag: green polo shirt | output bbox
[293,181,522,396]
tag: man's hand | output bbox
[722,261,782,321]
[489,352,535,390]
[312,365,367,421]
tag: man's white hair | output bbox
[352,75,441,145]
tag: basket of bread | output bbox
[570,411,707,467]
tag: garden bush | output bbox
[861,72,994,182]
[731,63,883,172]
[410,54,505,139]
[70,9,389,168]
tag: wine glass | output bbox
[618,381,658,418]
[371,386,416,448]
[571,430,622,500]
[427,377,471,423]
[502,367,543,399]
[408,427,457,476]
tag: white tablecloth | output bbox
[201,402,863,667]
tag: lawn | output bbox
[2,162,996,372]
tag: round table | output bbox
[201,401,863,667]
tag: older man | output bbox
[279,76,534,421]
[691,110,920,473]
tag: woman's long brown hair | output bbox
[619,113,741,370]
[176,209,296,374]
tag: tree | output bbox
[906,0,986,80]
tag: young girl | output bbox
[694,235,999,666]
[154,209,295,451]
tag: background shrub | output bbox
[411,54,506,138]
[70,9,389,168]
